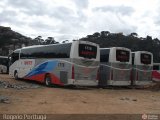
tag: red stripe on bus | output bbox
[24,73,45,83]
[50,73,64,85]
[24,73,64,85]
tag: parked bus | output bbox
[0,56,8,73]
[152,63,160,82]
[9,41,100,86]
[99,47,132,86]
[132,51,153,85]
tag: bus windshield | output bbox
[141,53,151,64]
[79,44,97,59]
[116,49,130,62]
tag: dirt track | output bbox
[0,74,160,114]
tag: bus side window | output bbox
[153,65,159,70]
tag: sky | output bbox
[0,0,160,42]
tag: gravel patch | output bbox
[0,95,10,104]
[0,81,41,90]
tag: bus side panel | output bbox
[52,60,72,85]
[24,59,72,85]
[24,60,60,83]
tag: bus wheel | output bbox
[45,74,52,87]
[14,71,19,80]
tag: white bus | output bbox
[99,47,132,86]
[152,63,160,82]
[132,51,153,85]
[9,41,100,86]
[0,56,8,73]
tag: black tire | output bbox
[45,74,52,87]
[14,71,19,80]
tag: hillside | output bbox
[0,26,31,46]
[0,26,160,62]
[0,26,59,56]
[0,26,31,55]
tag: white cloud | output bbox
[0,0,160,41]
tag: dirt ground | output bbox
[0,74,160,115]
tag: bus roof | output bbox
[131,51,152,54]
[100,47,131,51]
[21,43,72,50]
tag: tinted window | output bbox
[153,65,159,70]
[116,50,130,62]
[20,43,71,59]
[141,53,151,64]
[100,49,109,62]
[0,57,8,66]
[79,44,97,59]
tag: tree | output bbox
[86,35,93,38]
[146,35,152,41]
[129,32,138,37]
[62,40,69,43]
[45,37,56,44]
[100,31,110,37]
[92,32,100,38]
[32,36,44,45]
